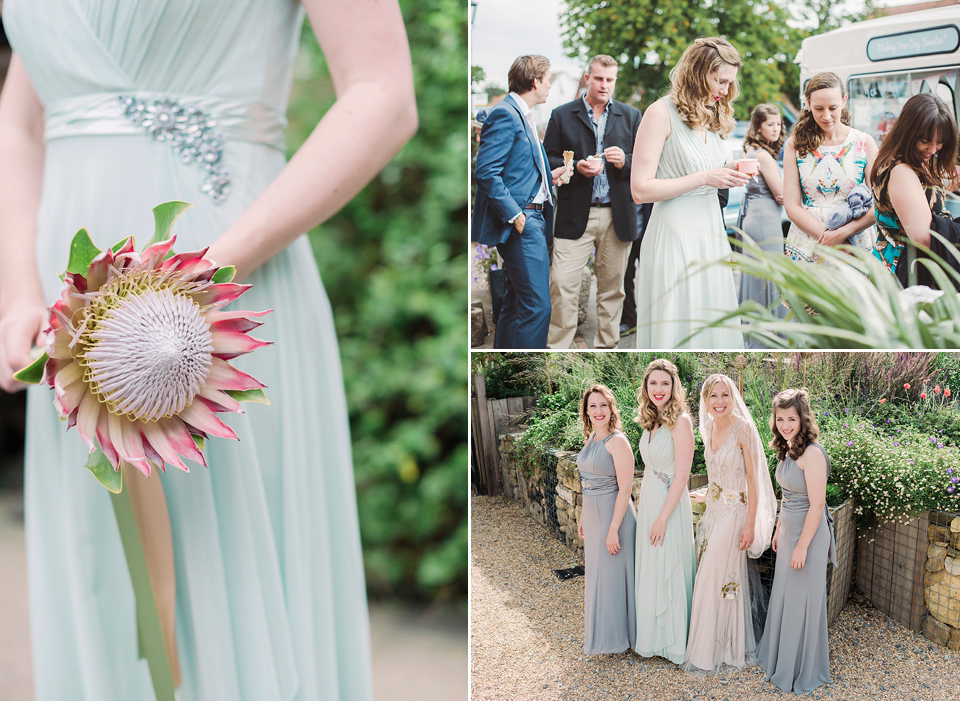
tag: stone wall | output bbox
[924,515,960,649]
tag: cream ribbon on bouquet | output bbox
[16,201,272,700]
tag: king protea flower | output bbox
[17,203,270,487]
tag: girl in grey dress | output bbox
[757,389,836,693]
[737,104,787,346]
[576,384,637,654]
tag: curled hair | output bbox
[792,72,850,158]
[871,93,959,192]
[508,55,550,95]
[743,103,785,159]
[635,359,688,431]
[769,388,820,461]
[579,384,623,439]
[669,37,741,137]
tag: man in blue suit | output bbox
[472,55,566,349]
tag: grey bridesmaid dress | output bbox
[757,444,837,693]
[736,148,787,349]
[579,431,637,654]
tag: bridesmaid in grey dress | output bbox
[757,389,836,693]
[576,384,637,654]
[737,104,787,346]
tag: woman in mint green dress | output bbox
[0,2,416,699]
[633,359,696,664]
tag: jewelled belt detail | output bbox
[43,92,288,205]
[648,468,673,488]
[707,481,746,506]
[120,96,230,202]
[579,471,620,496]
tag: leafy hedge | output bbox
[288,1,466,602]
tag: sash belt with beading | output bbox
[781,487,838,567]
[579,471,620,496]
[44,92,287,149]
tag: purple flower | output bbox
[843,422,848,428]
[893,442,900,447]
[952,477,959,484]
[949,486,956,494]
[938,443,944,448]
[846,441,854,447]
[948,468,955,475]
[910,459,916,465]
[886,418,892,423]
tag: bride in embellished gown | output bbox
[684,374,776,673]
[0,1,416,699]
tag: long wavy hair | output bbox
[792,72,851,158]
[669,37,741,138]
[770,388,820,461]
[635,359,688,431]
[871,93,958,191]
[743,103,784,159]
[579,384,623,439]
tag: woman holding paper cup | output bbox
[783,72,878,264]
[736,104,788,342]
[630,37,749,349]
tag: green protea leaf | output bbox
[65,228,103,275]
[84,449,123,494]
[211,265,236,283]
[191,434,206,452]
[225,388,270,405]
[149,201,193,248]
[13,352,48,385]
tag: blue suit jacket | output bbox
[471,95,553,246]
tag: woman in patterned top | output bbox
[870,93,958,289]
[782,72,878,264]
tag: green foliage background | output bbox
[478,352,960,523]
[287,1,467,603]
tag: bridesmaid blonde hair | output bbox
[579,384,623,439]
[770,388,820,460]
[669,37,741,138]
[636,359,688,431]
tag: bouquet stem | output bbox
[111,468,179,699]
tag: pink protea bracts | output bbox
[22,215,270,482]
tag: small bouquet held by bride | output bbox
[15,201,271,700]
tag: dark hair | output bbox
[508,55,550,95]
[579,384,623,439]
[769,388,820,461]
[871,93,959,191]
[791,72,850,158]
[744,103,784,159]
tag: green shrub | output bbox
[288,3,466,603]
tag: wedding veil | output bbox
[698,374,777,558]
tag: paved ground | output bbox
[0,491,467,701]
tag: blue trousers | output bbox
[494,211,551,348]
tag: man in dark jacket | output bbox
[543,55,644,348]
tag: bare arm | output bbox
[888,163,933,247]
[649,413,694,546]
[604,433,636,555]
[630,99,747,204]
[791,445,828,569]
[206,0,418,280]
[0,56,48,392]
[783,137,826,240]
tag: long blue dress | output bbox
[4,2,372,699]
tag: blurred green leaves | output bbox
[288,0,466,603]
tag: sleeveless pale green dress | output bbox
[633,424,696,664]
[4,2,372,699]
[635,99,743,349]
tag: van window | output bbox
[848,70,960,144]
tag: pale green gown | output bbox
[633,425,696,664]
[4,1,372,699]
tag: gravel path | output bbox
[471,495,960,701]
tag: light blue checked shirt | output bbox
[583,96,611,205]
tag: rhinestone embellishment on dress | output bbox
[119,96,231,202]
